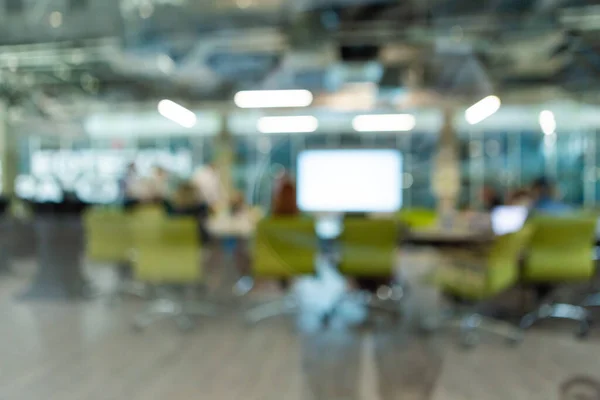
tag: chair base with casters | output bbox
[240,276,304,325]
[244,295,300,324]
[108,280,148,305]
[583,292,600,307]
[133,287,218,332]
[106,264,148,305]
[421,301,523,348]
[518,215,597,339]
[422,227,535,348]
[233,276,255,297]
[519,303,592,338]
[247,217,320,325]
[327,282,405,324]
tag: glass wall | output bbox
[231,130,598,211]
[17,129,600,209]
[18,135,200,203]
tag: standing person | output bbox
[192,162,223,212]
[164,181,210,244]
[191,162,227,285]
[149,166,171,202]
[531,177,571,214]
[120,163,140,209]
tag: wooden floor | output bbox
[1,258,600,400]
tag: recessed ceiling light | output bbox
[49,11,63,28]
[539,110,556,135]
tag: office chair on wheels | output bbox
[426,226,532,348]
[333,218,403,319]
[84,207,146,303]
[244,217,317,324]
[519,215,597,338]
[130,209,217,331]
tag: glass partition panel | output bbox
[408,132,436,208]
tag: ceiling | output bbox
[3,0,600,126]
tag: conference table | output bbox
[207,214,255,238]
[405,228,494,247]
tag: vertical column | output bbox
[190,136,204,167]
[584,130,596,208]
[257,135,272,210]
[0,101,11,274]
[509,131,522,188]
[398,131,411,209]
[543,132,558,180]
[431,107,460,227]
[0,101,17,197]
[290,134,300,177]
[468,129,485,209]
[215,113,234,215]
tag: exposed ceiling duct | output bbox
[2,0,600,123]
[0,0,123,45]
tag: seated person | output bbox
[531,177,571,215]
[481,185,503,212]
[164,181,210,243]
[507,188,533,207]
[272,171,298,216]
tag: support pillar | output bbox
[431,107,461,229]
[0,101,17,197]
[215,114,234,215]
[0,101,15,275]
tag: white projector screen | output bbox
[297,149,402,213]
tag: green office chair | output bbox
[245,217,317,324]
[130,211,216,331]
[398,208,438,230]
[335,218,403,317]
[84,207,132,263]
[428,225,533,347]
[84,207,145,302]
[519,215,597,337]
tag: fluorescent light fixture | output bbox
[539,110,556,135]
[352,114,416,132]
[234,90,313,108]
[157,100,197,128]
[257,116,318,133]
[465,95,501,125]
